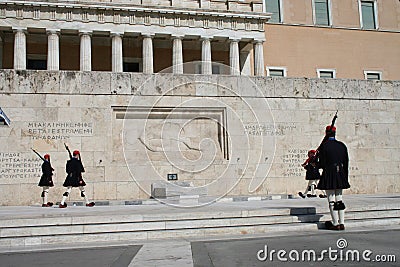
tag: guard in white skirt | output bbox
[317,125,350,231]
[59,149,95,208]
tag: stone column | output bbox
[142,34,154,74]
[47,30,60,71]
[172,35,183,74]
[254,40,265,76]
[229,38,240,75]
[111,33,123,72]
[201,37,212,75]
[13,28,26,70]
[80,31,92,71]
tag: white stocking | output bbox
[42,186,49,204]
[326,189,339,226]
[61,187,72,205]
[304,180,314,194]
[310,181,317,195]
[79,186,90,204]
[335,189,345,225]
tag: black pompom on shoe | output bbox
[86,202,95,207]
[298,192,306,199]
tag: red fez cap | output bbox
[73,150,80,156]
[326,125,336,132]
[44,154,50,160]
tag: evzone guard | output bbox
[298,150,327,199]
[32,148,54,207]
[59,144,95,208]
[317,125,350,230]
[299,111,350,230]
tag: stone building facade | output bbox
[0,70,399,205]
[0,0,267,75]
[0,0,399,206]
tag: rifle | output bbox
[64,143,73,159]
[31,148,45,161]
[64,143,82,161]
[302,110,338,166]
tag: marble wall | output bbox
[0,70,399,205]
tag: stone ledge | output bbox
[1,70,398,100]
[51,194,296,207]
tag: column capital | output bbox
[229,38,240,43]
[253,39,265,44]
[111,32,124,38]
[12,27,27,33]
[171,34,184,40]
[46,29,60,35]
[142,33,155,38]
[200,36,212,41]
[79,31,92,36]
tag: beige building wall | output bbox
[282,0,313,25]
[265,0,400,80]
[280,0,400,30]
[264,24,400,80]
[377,0,400,30]
[331,0,360,28]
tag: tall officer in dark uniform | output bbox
[59,150,95,208]
[317,125,350,230]
[38,154,54,207]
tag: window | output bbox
[123,57,141,72]
[123,62,140,72]
[27,54,47,70]
[364,71,381,80]
[265,0,281,23]
[314,0,330,26]
[212,64,221,74]
[195,63,223,74]
[27,59,46,70]
[267,67,286,77]
[317,69,336,78]
[195,63,201,74]
[360,1,377,29]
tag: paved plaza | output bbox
[0,194,399,266]
[0,227,399,266]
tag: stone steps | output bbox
[1,205,399,248]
